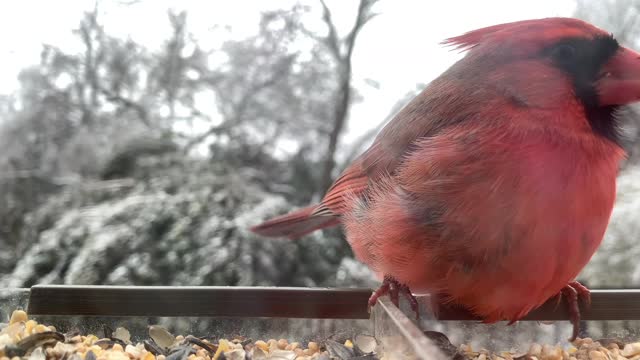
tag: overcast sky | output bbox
[0,1,577,144]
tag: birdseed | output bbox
[0,310,380,360]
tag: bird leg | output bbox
[555,281,591,342]
[368,275,420,320]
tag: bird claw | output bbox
[557,281,591,342]
[368,275,420,320]
[569,280,591,306]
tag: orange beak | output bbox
[597,46,640,106]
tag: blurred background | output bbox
[1,0,640,298]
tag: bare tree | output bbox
[311,0,380,193]
[0,1,385,267]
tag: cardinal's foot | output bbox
[368,275,420,320]
[557,281,591,341]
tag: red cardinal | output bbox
[251,18,640,340]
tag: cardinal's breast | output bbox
[343,124,624,322]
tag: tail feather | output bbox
[250,205,340,239]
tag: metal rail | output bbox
[27,285,372,318]
[430,289,640,321]
[25,285,640,321]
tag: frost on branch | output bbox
[0,154,376,289]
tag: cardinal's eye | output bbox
[551,44,577,62]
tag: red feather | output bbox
[250,17,640,335]
[250,205,340,239]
